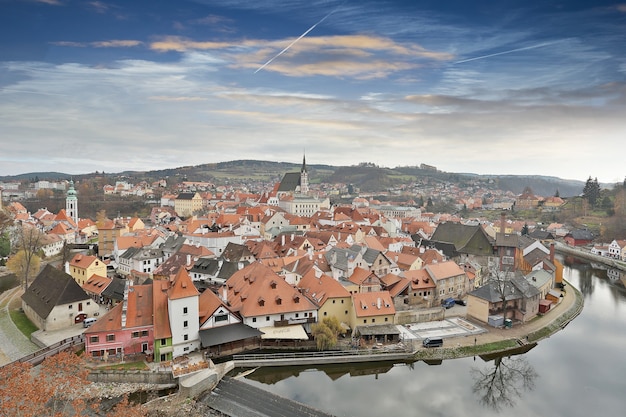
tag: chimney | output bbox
[187,254,191,266]
[121,279,130,328]
[221,284,228,303]
[550,243,555,263]
[64,261,70,275]
[281,235,285,246]
[377,297,381,309]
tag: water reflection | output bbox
[242,360,408,384]
[471,354,538,412]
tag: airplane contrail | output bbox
[454,40,565,64]
[254,5,341,74]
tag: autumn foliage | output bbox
[0,350,146,417]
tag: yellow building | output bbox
[297,271,352,330]
[349,291,396,330]
[68,253,107,286]
[174,192,203,217]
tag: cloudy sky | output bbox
[1,0,625,182]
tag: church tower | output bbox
[300,153,309,195]
[66,179,78,224]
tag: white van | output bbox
[83,317,97,328]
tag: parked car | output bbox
[423,337,444,348]
[441,297,455,309]
[455,299,467,306]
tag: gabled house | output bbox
[425,260,468,301]
[167,268,201,357]
[297,270,352,329]
[466,275,541,324]
[21,264,100,331]
[198,288,263,357]
[564,229,594,246]
[117,246,164,281]
[608,239,626,260]
[67,253,107,286]
[425,222,494,258]
[325,245,363,280]
[344,267,382,294]
[221,262,318,332]
[360,247,393,277]
[221,242,255,263]
[84,281,154,359]
[403,269,436,307]
[350,291,395,330]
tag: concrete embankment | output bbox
[555,241,626,271]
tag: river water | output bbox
[242,258,626,417]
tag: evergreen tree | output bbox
[521,223,529,235]
[583,176,601,207]
[554,189,560,198]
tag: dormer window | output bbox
[293,295,300,303]
[270,280,277,289]
[258,297,265,307]
[275,296,282,305]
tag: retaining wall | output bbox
[87,369,177,385]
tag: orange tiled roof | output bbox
[167,267,200,300]
[224,262,317,318]
[352,291,395,318]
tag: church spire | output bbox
[299,152,309,195]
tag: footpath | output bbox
[0,286,39,366]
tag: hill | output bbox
[0,161,586,198]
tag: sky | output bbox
[1,0,625,183]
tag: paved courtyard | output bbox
[398,317,486,341]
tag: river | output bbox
[241,257,626,417]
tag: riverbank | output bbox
[413,277,583,361]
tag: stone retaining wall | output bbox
[88,369,176,385]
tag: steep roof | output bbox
[224,262,317,318]
[167,267,200,300]
[429,222,494,256]
[21,264,91,319]
[153,280,172,339]
[297,269,351,306]
[85,284,153,333]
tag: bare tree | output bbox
[489,265,514,321]
[471,355,538,411]
[12,224,44,289]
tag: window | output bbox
[252,317,257,323]
[160,338,167,346]
[183,320,188,328]
[385,317,389,322]
[183,334,188,341]
[215,314,228,322]
[89,336,99,343]
[323,312,327,316]
[372,318,375,323]
[132,331,140,338]
[106,334,115,342]
[341,299,344,304]
[266,316,270,321]
[363,319,367,323]
[68,305,73,309]
[295,313,299,318]
[345,310,348,315]
[183,307,188,314]
[332,299,336,304]
[86,301,90,306]
[141,330,149,337]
